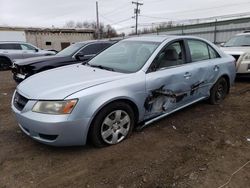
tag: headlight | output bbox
[32,99,78,114]
[242,53,250,61]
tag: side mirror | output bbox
[75,52,85,60]
[220,43,225,47]
[35,48,39,52]
[75,53,95,61]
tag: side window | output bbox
[21,44,36,50]
[0,43,21,50]
[102,43,112,51]
[208,45,219,59]
[154,41,185,69]
[79,44,104,55]
[188,40,209,62]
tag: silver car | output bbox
[11,36,236,147]
[221,32,250,77]
[0,41,55,70]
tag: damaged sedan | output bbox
[12,36,236,147]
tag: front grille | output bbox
[14,92,29,111]
[11,64,19,73]
[232,55,240,62]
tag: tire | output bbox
[0,57,11,71]
[209,77,228,105]
[89,102,135,147]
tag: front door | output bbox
[145,40,197,119]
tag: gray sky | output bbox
[1,0,250,33]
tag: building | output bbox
[148,16,250,44]
[0,27,95,51]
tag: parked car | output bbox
[11,40,116,82]
[0,41,56,70]
[11,35,236,147]
[221,31,250,77]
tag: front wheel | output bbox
[209,77,228,105]
[0,57,11,71]
[89,102,135,147]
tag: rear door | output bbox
[0,43,23,59]
[145,39,201,119]
[184,39,221,101]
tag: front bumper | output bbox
[13,73,26,83]
[11,99,91,146]
[237,61,250,74]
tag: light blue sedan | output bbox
[11,36,236,147]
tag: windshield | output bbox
[56,43,84,56]
[224,35,250,47]
[88,40,160,73]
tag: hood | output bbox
[17,64,127,100]
[220,46,250,55]
[14,56,65,66]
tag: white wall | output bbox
[0,31,26,41]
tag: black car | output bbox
[12,40,116,82]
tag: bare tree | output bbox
[64,20,118,39]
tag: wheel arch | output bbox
[0,55,12,63]
[219,74,230,93]
[86,98,140,142]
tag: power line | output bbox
[140,15,169,20]
[101,2,131,16]
[143,1,250,18]
[111,17,133,26]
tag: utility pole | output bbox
[96,1,100,39]
[132,1,143,35]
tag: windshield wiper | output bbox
[82,61,90,66]
[89,64,114,71]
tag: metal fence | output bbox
[152,17,250,44]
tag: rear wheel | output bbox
[89,102,135,147]
[209,77,228,105]
[0,57,11,71]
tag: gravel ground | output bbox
[0,70,249,188]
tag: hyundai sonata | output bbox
[12,36,236,147]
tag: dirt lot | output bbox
[0,71,249,188]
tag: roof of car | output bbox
[124,35,173,43]
[0,41,30,44]
[75,39,118,45]
[236,32,250,36]
[123,35,209,43]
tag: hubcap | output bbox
[101,110,131,145]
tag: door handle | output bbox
[214,65,219,72]
[184,72,192,79]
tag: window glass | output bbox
[208,45,219,59]
[224,35,250,47]
[188,40,209,62]
[21,44,36,50]
[88,41,160,73]
[0,43,21,50]
[155,41,185,69]
[56,43,84,56]
[80,43,104,55]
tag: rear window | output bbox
[0,43,22,50]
